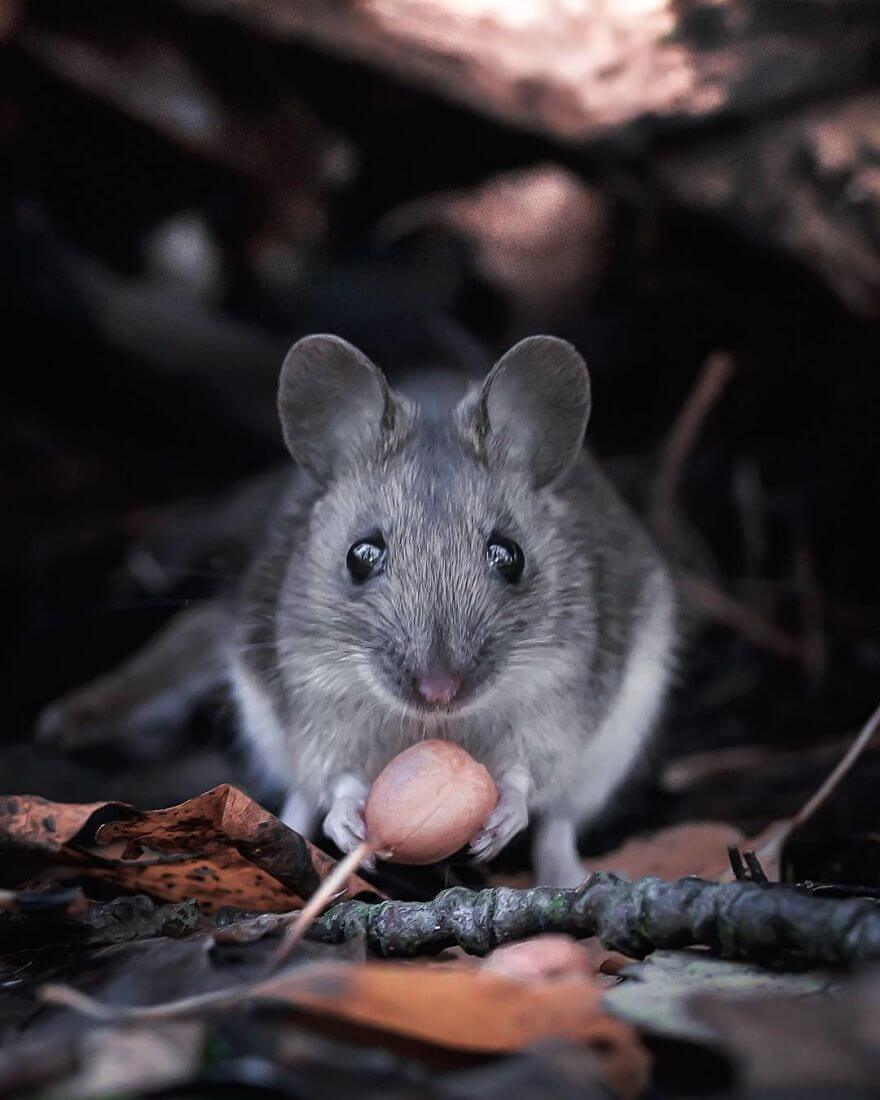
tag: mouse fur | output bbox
[229,333,677,886]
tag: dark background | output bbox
[3,0,880,870]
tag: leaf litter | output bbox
[4,710,880,1099]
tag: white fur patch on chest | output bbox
[229,655,289,781]
[558,566,676,818]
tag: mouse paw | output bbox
[469,788,529,862]
[322,795,367,856]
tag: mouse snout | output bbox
[414,666,462,707]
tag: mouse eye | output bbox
[347,534,386,583]
[486,532,524,584]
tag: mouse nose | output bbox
[415,668,462,706]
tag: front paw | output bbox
[322,795,367,855]
[469,788,529,862]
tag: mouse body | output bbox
[230,334,677,886]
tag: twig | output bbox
[724,699,880,882]
[727,847,747,881]
[270,839,372,970]
[788,699,880,834]
[651,350,736,544]
[743,851,770,887]
[676,573,807,662]
[303,874,880,965]
[39,874,880,1024]
[798,882,880,901]
[650,352,810,663]
[728,848,769,887]
[41,982,240,1022]
[664,734,880,794]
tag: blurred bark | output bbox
[379,164,612,332]
[657,91,880,316]
[15,0,880,316]
[183,0,880,145]
[178,0,880,316]
[17,22,352,248]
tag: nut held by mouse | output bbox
[231,333,677,886]
[365,739,498,863]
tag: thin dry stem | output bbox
[790,698,880,832]
[270,839,373,970]
[677,573,807,662]
[40,982,236,1022]
[649,351,809,664]
[721,698,880,881]
[651,350,736,543]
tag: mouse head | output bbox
[278,334,591,717]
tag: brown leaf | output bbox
[582,822,746,882]
[92,785,378,911]
[254,960,651,1098]
[581,937,633,984]
[481,934,595,983]
[0,786,379,913]
[381,165,610,322]
[0,793,117,855]
[584,820,790,887]
[492,821,750,894]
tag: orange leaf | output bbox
[0,786,379,913]
[0,793,118,855]
[582,821,746,882]
[254,960,651,1097]
[93,785,378,911]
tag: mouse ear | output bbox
[479,336,591,488]
[278,335,392,483]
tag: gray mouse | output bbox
[228,333,677,885]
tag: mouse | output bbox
[229,333,678,886]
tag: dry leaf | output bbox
[481,935,594,983]
[691,970,880,1092]
[93,785,378,911]
[581,937,633,984]
[493,821,750,893]
[582,822,745,882]
[0,793,118,855]
[254,960,651,1098]
[0,786,379,912]
[41,957,651,1099]
[604,950,840,1042]
[583,820,788,886]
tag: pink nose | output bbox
[416,669,462,706]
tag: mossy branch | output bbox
[41,872,880,1024]
[310,872,880,966]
